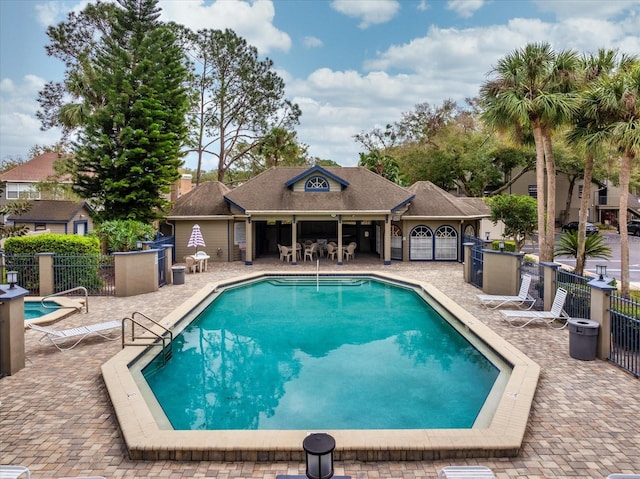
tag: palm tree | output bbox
[554,231,612,262]
[480,42,580,262]
[577,56,640,296]
[566,49,619,275]
[358,150,402,184]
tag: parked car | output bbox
[561,221,600,235]
[618,219,640,236]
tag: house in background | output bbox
[506,170,640,227]
[8,200,93,236]
[166,166,489,264]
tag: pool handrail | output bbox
[41,286,89,313]
[122,311,173,365]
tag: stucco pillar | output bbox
[37,252,55,297]
[113,250,159,297]
[462,243,474,283]
[587,277,617,359]
[337,216,344,265]
[244,218,253,265]
[383,216,391,265]
[481,250,523,296]
[540,262,561,311]
[291,216,298,265]
[0,285,28,375]
[164,245,173,284]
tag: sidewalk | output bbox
[1,259,639,478]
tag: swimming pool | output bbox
[142,277,501,431]
[102,271,540,461]
[23,297,84,327]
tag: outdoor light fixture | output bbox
[499,241,505,252]
[485,232,490,241]
[303,433,335,479]
[136,240,143,250]
[7,270,17,289]
[596,265,607,281]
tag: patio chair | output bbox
[0,465,30,479]
[344,242,357,261]
[28,320,122,351]
[437,465,495,478]
[326,243,337,260]
[185,255,199,273]
[500,288,569,329]
[304,243,319,262]
[476,274,535,310]
[278,244,292,262]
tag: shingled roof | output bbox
[0,152,72,182]
[224,166,414,213]
[168,181,232,217]
[11,200,88,223]
[404,181,489,218]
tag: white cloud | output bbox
[303,36,323,48]
[35,1,93,27]
[159,0,291,54]
[446,0,486,18]
[532,0,640,20]
[330,0,400,29]
[0,75,62,160]
[417,1,430,12]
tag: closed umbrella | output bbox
[187,224,206,252]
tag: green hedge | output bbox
[4,233,100,255]
[490,239,517,253]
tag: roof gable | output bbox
[11,200,89,223]
[405,181,489,218]
[0,153,73,183]
[284,165,349,191]
[168,181,232,216]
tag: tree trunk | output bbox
[575,153,595,275]
[563,177,576,227]
[619,150,632,297]
[532,124,548,261]
[542,128,557,262]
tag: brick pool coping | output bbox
[102,270,540,461]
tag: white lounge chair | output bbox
[0,465,30,479]
[500,287,570,329]
[28,321,122,351]
[437,465,496,478]
[477,274,535,310]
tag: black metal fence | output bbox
[520,260,544,310]
[609,293,640,377]
[53,255,115,296]
[0,253,39,295]
[556,269,591,319]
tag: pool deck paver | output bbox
[1,258,639,478]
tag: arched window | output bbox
[305,176,329,191]
[463,224,475,238]
[409,225,433,260]
[435,225,458,260]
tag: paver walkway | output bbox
[1,259,639,478]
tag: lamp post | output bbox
[303,433,335,479]
[485,232,490,241]
[596,265,607,281]
[498,241,505,253]
[7,270,18,289]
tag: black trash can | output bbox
[568,318,599,360]
[172,265,186,285]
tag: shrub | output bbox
[92,220,156,253]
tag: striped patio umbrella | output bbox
[187,224,206,252]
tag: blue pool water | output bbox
[24,301,60,320]
[143,277,500,431]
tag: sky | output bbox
[1,0,640,171]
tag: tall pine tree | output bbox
[71,0,189,222]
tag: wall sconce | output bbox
[498,241,505,252]
[485,232,490,241]
[303,433,335,479]
[596,265,607,281]
[7,270,18,289]
[216,247,222,257]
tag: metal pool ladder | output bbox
[121,311,173,364]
